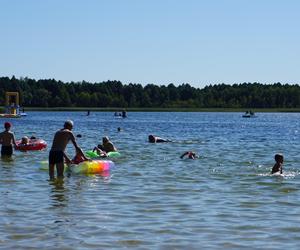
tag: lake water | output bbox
[1,111,300,249]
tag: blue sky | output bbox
[1,0,299,88]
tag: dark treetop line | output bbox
[1,76,300,109]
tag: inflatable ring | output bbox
[15,139,47,151]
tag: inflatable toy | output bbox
[68,160,114,174]
[39,160,114,175]
[86,150,121,158]
[15,139,47,151]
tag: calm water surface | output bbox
[1,112,300,249]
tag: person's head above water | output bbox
[275,153,284,163]
[64,120,74,130]
[21,136,29,144]
[148,135,155,143]
[188,152,196,159]
[102,136,109,143]
[4,122,11,130]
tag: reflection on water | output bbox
[0,112,300,249]
[50,179,67,208]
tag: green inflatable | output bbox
[86,150,121,158]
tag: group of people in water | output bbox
[0,120,284,180]
[48,120,119,180]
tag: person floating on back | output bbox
[271,153,284,174]
[48,120,88,180]
[148,134,170,143]
[0,122,16,158]
[180,151,198,159]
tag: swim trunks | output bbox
[49,150,64,164]
[1,145,13,156]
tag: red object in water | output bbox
[15,139,47,151]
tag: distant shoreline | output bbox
[2,107,300,112]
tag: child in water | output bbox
[21,136,29,145]
[66,148,89,165]
[271,153,284,174]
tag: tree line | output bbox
[0,76,300,108]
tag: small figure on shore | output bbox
[0,122,16,157]
[180,151,198,159]
[122,109,127,118]
[48,120,87,180]
[271,153,284,174]
[148,134,170,143]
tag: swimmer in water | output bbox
[148,135,171,143]
[271,153,284,174]
[180,151,198,159]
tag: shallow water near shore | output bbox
[1,111,300,249]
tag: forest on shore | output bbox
[0,76,300,109]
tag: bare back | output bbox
[0,131,16,146]
[51,129,75,151]
[103,141,117,152]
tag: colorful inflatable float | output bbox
[68,160,114,174]
[15,139,47,151]
[40,159,114,175]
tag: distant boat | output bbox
[242,111,256,118]
[20,112,27,117]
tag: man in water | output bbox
[0,122,16,158]
[49,120,87,180]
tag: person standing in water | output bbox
[0,122,16,158]
[271,153,284,174]
[48,120,87,180]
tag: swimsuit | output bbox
[1,145,13,156]
[49,150,64,164]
